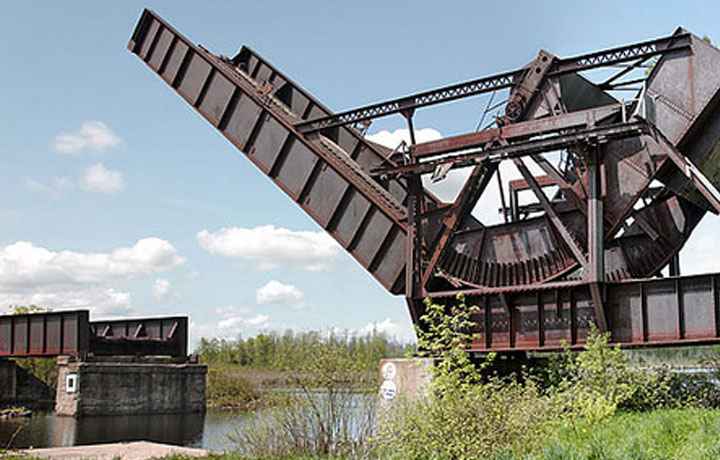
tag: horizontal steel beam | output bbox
[411,103,622,159]
[551,32,691,75]
[426,272,720,352]
[373,121,649,177]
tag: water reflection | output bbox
[0,391,375,452]
[0,410,243,452]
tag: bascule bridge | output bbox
[128,10,720,354]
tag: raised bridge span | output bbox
[128,10,720,352]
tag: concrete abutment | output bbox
[55,356,207,417]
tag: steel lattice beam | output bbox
[295,33,690,134]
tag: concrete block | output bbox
[378,358,433,403]
[56,358,207,417]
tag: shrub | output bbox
[548,325,676,426]
[375,295,556,460]
[206,366,262,410]
[228,333,378,459]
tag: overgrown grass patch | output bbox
[532,408,720,460]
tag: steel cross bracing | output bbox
[129,10,720,352]
[295,33,691,134]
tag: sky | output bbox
[2,1,720,348]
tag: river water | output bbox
[1,389,380,452]
[0,409,243,452]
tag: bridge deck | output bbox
[0,311,187,358]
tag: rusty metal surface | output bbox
[128,10,720,351]
[89,316,188,358]
[452,272,720,352]
[128,9,446,296]
[0,311,188,358]
[0,310,89,358]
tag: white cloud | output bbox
[197,225,342,271]
[365,128,442,149]
[2,287,135,319]
[680,216,720,275]
[256,280,304,308]
[213,306,269,333]
[0,238,184,291]
[23,165,125,197]
[53,121,121,155]
[192,307,291,344]
[244,314,270,326]
[359,317,416,343]
[184,270,201,280]
[218,313,270,331]
[0,238,184,319]
[82,163,125,194]
[152,278,171,300]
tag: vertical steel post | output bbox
[588,148,608,331]
[403,110,425,300]
[668,255,680,277]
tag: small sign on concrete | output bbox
[381,362,397,380]
[380,380,397,400]
[65,373,79,393]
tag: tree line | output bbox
[195,329,415,372]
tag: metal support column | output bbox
[404,110,425,301]
[588,148,608,331]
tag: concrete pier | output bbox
[56,357,207,417]
[378,358,433,403]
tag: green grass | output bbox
[528,408,720,460]
[161,408,720,460]
[4,408,718,460]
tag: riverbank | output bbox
[3,441,208,460]
[3,407,715,459]
[205,365,378,411]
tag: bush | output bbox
[228,333,378,459]
[206,367,263,410]
[375,295,556,460]
[379,376,552,460]
[548,325,676,425]
[375,297,691,459]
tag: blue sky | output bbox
[2,1,720,347]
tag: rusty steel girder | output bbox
[129,10,720,351]
[0,310,188,358]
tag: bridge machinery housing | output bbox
[130,9,720,353]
